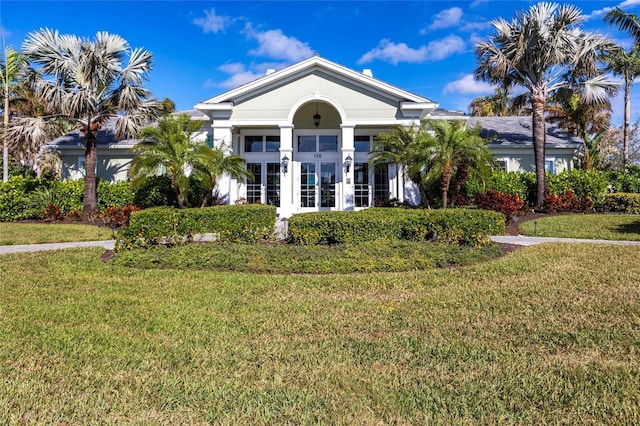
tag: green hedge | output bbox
[286,208,505,247]
[604,193,640,214]
[116,204,277,250]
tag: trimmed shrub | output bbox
[132,175,177,208]
[546,170,609,208]
[116,204,276,250]
[604,193,640,214]
[287,208,505,247]
[98,180,135,209]
[0,176,49,221]
[473,190,526,220]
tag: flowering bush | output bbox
[102,205,141,228]
[542,191,591,213]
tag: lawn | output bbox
[519,214,640,241]
[0,222,113,245]
[1,244,639,424]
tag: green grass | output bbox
[519,214,640,240]
[1,244,639,423]
[113,240,502,273]
[0,222,113,245]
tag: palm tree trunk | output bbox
[532,89,546,208]
[82,123,99,219]
[441,166,452,208]
[3,90,9,182]
[623,81,631,167]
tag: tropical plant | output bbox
[19,28,160,218]
[370,122,429,205]
[468,88,522,117]
[421,120,492,208]
[1,46,28,182]
[475,2,618,207]
[603,8,640,167]
[130,113,251,208]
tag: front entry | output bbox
[300,161,336,209]
[295,133,340,212]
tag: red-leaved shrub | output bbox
[102,205,141,228]
[43,203,64,221]
[542,191,588,213]
[473,190,526,221]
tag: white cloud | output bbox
[358,40,428,65]
[429,7,463,30]
[470,0,490,8]
[208,62,264,90]
[193,8,230,34]
[424,36,467,61]
[245,25,313,62]
[358,36,465,65]
[443,74,494,95]
[586,0,640,20]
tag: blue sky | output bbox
[2,0,640,125]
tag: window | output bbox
[354,135,370,153]
[493,158,508,172]
[265,136,280,152]
[319,135,338,152]
[298,135,338,152]
[244,135,280,152]
[354,162,369,207]
[545,159,556,175]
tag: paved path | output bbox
[0,240,115,255]
[491,235,640,246]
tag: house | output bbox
[45,110,210,182]
[46,56,583,217]
[467,116,581,174]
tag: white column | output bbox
[212,123,233,205]
[341,124,355,211]
[279,124,294,217]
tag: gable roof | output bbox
[195,55,437,111]
[467,116,583,148]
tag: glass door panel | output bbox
[266,163,280,207]
[246,163,262,204]
[300,162,316,208]
[320,162,336,208]
[354,162,369,207]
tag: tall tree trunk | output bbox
[532,89,546,208]
[82,123,99,219]
[441,165,452,208]
[623,80,631,167]
[3,90,9,182]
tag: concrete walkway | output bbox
[491,235,640,247]
[0,240,115,255]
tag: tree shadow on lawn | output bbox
[612,219,640,235]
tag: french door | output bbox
[300,161,336,209]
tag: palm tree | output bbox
[602,7,640,167]
[475,2,618,207]
[369,122,429,205]
[20,29,160,217]
[1,46,27,181]
[421,120,492,208]
[468,88,516,117]
[130,114,251,208]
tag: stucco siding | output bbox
[229,71,400,122]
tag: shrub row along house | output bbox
[46,56,581,217]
